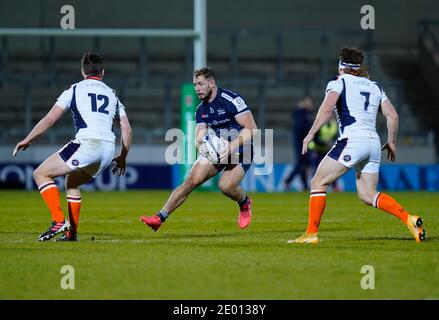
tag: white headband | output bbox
[339,60,361,70]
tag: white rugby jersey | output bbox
[326,74,388,138]
[55,77,127,143]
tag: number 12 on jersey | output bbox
[360,91,370,111]
[88,93,109,114]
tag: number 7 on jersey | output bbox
[360,91,370,111]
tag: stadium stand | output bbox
[0,0,438,162]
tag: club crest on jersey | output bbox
[343,155,351,162]
[232,97,247,112]
[72,159,80,166]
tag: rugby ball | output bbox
[199,134,227,163]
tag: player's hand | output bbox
[112,155,127,176]
[13,140,31,157]
[381,142,396,162]
[302,134,314,155]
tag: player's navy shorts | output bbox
[214,143,253,174]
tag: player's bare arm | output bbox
[195,123,208,149]
[112,115,133,176]
[220,111,257,162]
[13,104,65,157]
[380,99,399,162]
[302,91,339,155]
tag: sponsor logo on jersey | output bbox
[211,119,230,126]
[217,108,226,115]
[221,92,233,102]
[210,107,215,114]
[343,155,351,162]
[72,159,80,166]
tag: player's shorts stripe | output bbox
[59,141,80,162]
[328,138,348,161]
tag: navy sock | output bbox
[238,196,248,207]
[157,210,168,222]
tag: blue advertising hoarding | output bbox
[0,164,172,190]
[1,163,438,191]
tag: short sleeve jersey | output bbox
[195,88,250,140]
[56,77,127,143]
[325,74,388,138]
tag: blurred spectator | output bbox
[308,117,340,191]
[284,97,314,190]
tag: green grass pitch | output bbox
[0,190,438,299]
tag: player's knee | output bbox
[218,179,234,194]
[310,176,325,190]
[33,167,44,181]
[185,175,203,190]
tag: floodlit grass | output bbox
[0,190,437,299]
